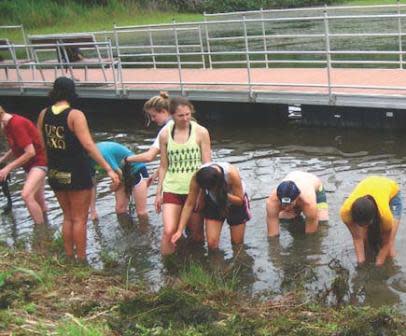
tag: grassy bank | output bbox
[0,243,405,336]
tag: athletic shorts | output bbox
[316,185,328,211]
[390,192,403,220]
[30,166,48,173]
[204,193,251,226]
[162,192,188,205]
[132,166,149,187]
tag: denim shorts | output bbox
[390,192,403,220]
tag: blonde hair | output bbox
[144,91,170,113]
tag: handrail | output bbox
[203,3,406,17]
[3,7,406,100]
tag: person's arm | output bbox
[36,109,48,162]
[302,202,319,234]
[375,229,393,266]
[155,130,168,213]
[266,195,281,237]
[171,175,200,244]
[0,150,13,165]
[0,144,36,182]
[227,166,244,206]
[199,126,212,164]
[126,146,160,163]
[69,110,120,189]
[345,221,367,265]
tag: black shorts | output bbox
[204,193,251,226]
[131,166,149,187]
[48,162,93,191]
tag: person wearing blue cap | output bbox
[266,171,328,237]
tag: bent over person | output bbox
[340,176,401,267]
[90,141,149,220]
[171,162,251,250]
[0,106,47,224]
[266,171,328,237]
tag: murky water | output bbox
[1,100,406,309]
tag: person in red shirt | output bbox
[0,106,47,225]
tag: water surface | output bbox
[1,102,406,309]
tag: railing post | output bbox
[323,7,333,103]
[173,20,184,95]
[11,44,23,92]
[243,16,253,99]
[203,13,213,69]
[148,27,156,69]
[113,24,120,63]
[398,0,403,69]
[107,40,119,95]
[260,8,269,68]
[198,25,206,69]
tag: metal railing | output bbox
[0,40,119,93]
[2,5,406,101]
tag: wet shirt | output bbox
[4,114,46,172]
[163,120,202,194]
[95,141,145,174]
[340,176,400,231]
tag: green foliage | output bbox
[180,262,239,294]
[56,317,109,336]
[201,0,341,13]
[338,306,402,336]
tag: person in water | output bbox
[37,77,119,262]
[90,141,149,220]
[155,96,211,255]
[0,105,47,223]
[266,171,328,237]
[171,162,251,250]
[340,176,401,267]
[125,92,172,172]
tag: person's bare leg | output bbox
[132,179,148,219]
[205,219,223,250]
[187,211,205,243]
[55,191,74,258]
[230,223,246,246]
[21,168,47,224]
[115,184,129,214]
[161,203,182,255]
[70,189,92,261]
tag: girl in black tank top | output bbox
[42,106,93,190]
[38,77,119,263]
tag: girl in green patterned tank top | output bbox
[155,96,211,255]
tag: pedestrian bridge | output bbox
[2,4,406,110]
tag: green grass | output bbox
[56,317,110,336]
[0,0,202,43]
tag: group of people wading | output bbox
[0,76,402,267]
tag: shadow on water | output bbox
[2,96,406,308]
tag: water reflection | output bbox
[268,218,327,293]
[2,109,406,308]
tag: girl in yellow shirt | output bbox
[340,176,401,266]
